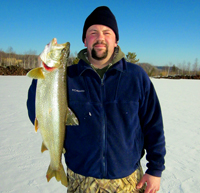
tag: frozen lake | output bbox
[0,76,200,193]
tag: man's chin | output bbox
[96,53,106,58]
[91,48,108,60]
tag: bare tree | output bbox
[167,62,172,76]
[23,50,37,69]
[177,63,182,75]
[0,49,2,66]
[28,50,37,68]
[193,58,198,75]
[183,61,187,75]
[7,47,14,66]
[187,62,191,75]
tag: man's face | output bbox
[84,25,117,61]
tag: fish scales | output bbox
[36,68,66,168]
[27,38,78,187]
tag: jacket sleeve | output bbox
[26,79,37,125]
[139,78,166,177]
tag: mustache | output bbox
[93,41,107,47]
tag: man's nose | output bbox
[97,32,104,41]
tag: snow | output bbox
[0,76,200,193]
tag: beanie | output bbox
[82,6,119,42]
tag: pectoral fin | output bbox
[66,107,79,126]
[41,142,48,153]
[26,67,45,79]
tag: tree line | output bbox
[0,48,140,69]
[0,47,38,69]
[0,47,199,78]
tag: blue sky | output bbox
[1,0,199,66]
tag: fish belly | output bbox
[36,69,67,170]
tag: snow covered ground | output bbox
[0,76,199,193]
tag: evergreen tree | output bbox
[125,52,139,63]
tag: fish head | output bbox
[40,38,70,71]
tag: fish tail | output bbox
[46,164,68,187]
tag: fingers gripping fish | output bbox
[27,38,79,187]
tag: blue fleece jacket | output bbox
[26,57,166,179]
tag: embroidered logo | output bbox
[72,89,85,93]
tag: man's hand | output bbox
[137,173,161,193]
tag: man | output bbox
[27,6,166,193]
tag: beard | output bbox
[91,41,108,60]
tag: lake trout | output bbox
[27,38,79,187]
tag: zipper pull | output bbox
[101,79,104,86]
[101,75,105,86]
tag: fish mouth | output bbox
[42,62,56,72]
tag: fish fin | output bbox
[66,107,79,126]
[26,67,45,79]
[41,142,48,153]
[62,148,66,154]
[46,164,68,187]
[34,118,39,133]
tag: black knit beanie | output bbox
[82,6,119,42]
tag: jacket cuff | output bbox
[145,169,162,177]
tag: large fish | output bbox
[27,38,78,187]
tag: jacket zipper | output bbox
[101,76,107,178]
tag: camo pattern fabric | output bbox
[67,166,146,193]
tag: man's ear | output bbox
[114,39,118,48]
[84,39,87,47]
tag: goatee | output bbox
[91,41,108,60]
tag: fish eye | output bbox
[61,48,66,53]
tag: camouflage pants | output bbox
[67,166,146,193]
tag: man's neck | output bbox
[88,55,113,69]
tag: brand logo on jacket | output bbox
[72,89,85,93]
